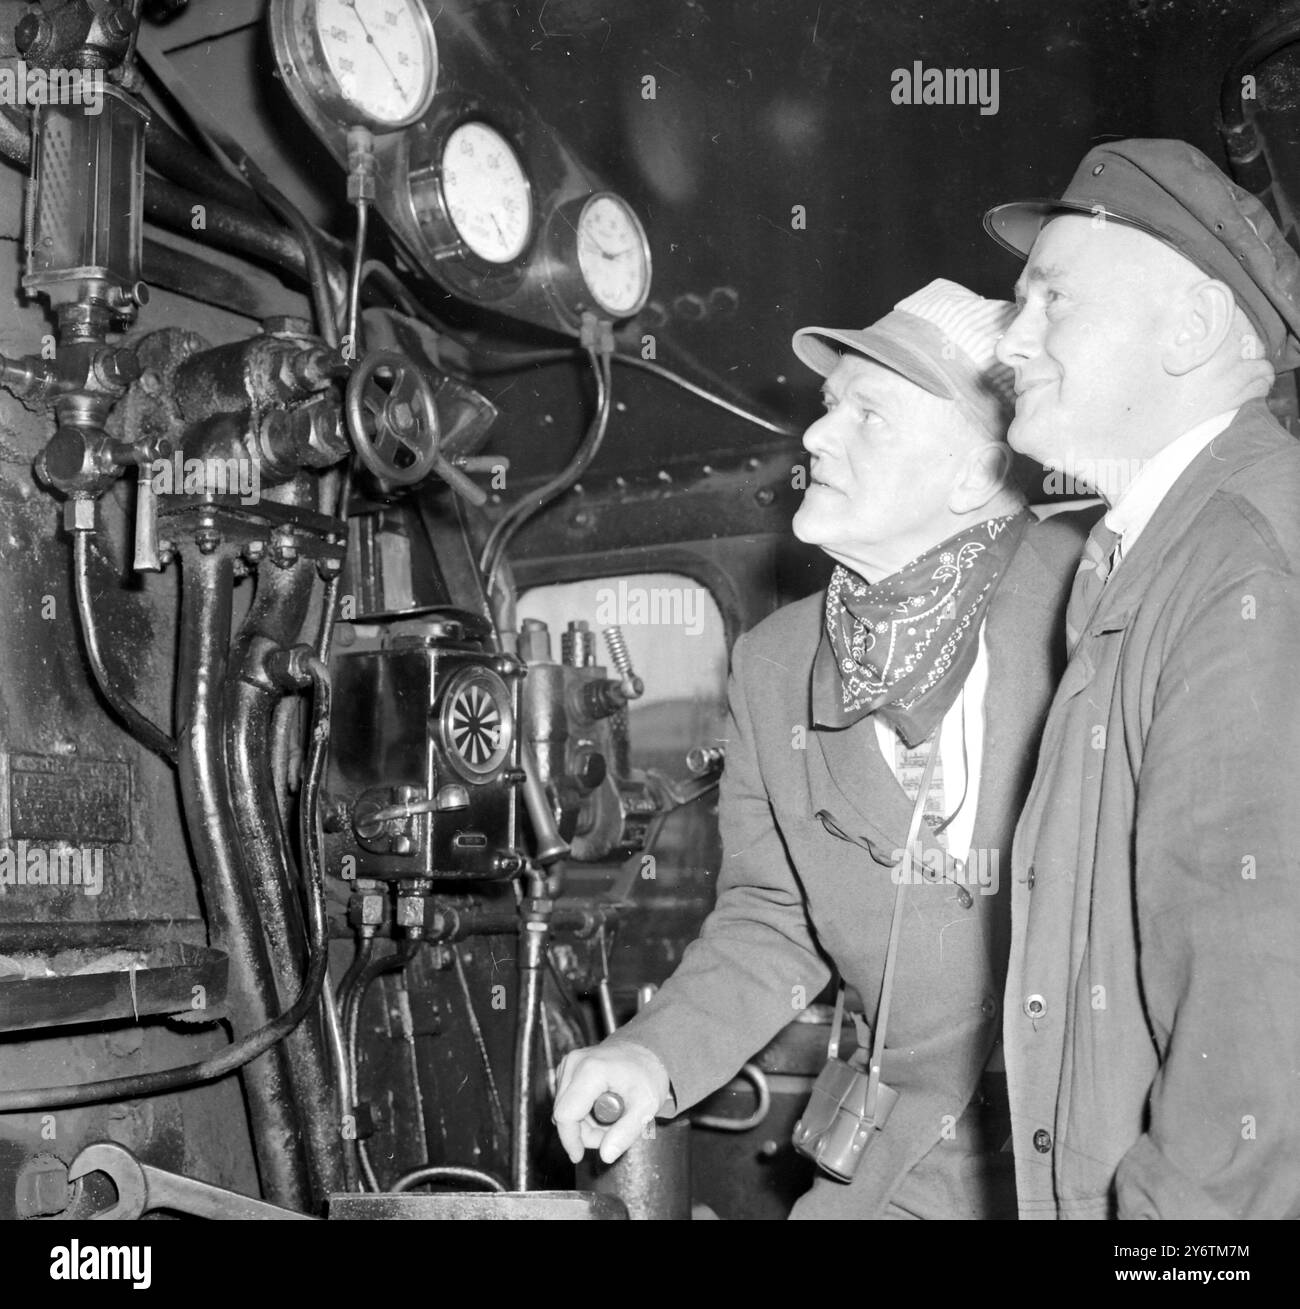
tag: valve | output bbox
[345,349,490,504]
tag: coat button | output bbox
[1033,1129,1052,1153]
[1024,994,1047,1019]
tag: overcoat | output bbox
[614,515,1086,1218]
[1007,400,1300,1219]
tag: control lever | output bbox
[69,1141,318,1220]
[133,461,160,572]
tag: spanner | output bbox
[68,1141,318,1220]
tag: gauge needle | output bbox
[590,237,631,260]
[492,215,507,245]
[344,0,406,96]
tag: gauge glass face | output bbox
[312,0,437,127]
[577,193,650,316]
[440,122,532,264]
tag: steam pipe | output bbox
[174,542,310,1209]
[145,116,263,215]
[226,547,348,1201]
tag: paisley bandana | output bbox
[812,511,1030,747]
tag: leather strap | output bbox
[865,732,939,1118]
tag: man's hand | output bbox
[552,1040,672,1165]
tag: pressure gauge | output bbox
[440,121,533,263]
[576,193,651,317]
[405,113,536,299]
[269,0,438,132]
[545,190,652,325]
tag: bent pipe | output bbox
[176,541,312,1211]
[226,549,349,1200]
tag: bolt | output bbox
[102,3,136,40]
[754,487,775,506]
[195,527,220,554]
[389,400,414,431]
[244,539,265,564]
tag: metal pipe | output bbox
[345,942,419,1190]
[73,530,177,763]
[145,116,262,215]
[174,543,309,1209]
[226,548,347,1202]
[391,1165,507,1193]
[690,1063,772,1133]
[512,882,552,1192]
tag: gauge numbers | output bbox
[440,121,533,264]
[576,192,651,317]
[307,0,437,128]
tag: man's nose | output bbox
[802,410,838,457]
[995,304,1036,368]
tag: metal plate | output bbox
[327,1190,628,1220]
[4,753,132,844]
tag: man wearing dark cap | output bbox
[986,138,1300,1219]
[553,279,1089,1218]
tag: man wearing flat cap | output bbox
[986,137,1300,1219]
[553,279,1089,1218]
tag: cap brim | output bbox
[791,324,955,399]
[983,198,1168,259]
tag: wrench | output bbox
[68,1141,318,1220]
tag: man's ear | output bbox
[1164,279,1235,376]
[949,440,1012,514]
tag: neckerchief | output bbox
[812,510,1030,747]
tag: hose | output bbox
[72,532,177,764]
[0,652,333,1113]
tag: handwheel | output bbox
[345,349,441,486]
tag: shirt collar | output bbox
[1104,409,1239,558]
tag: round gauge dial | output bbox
[576,192,651,317]
[274,0,438,131]
[440,121,533,264]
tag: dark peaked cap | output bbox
[984,138,1300,372]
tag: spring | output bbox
[603,625,631,675]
